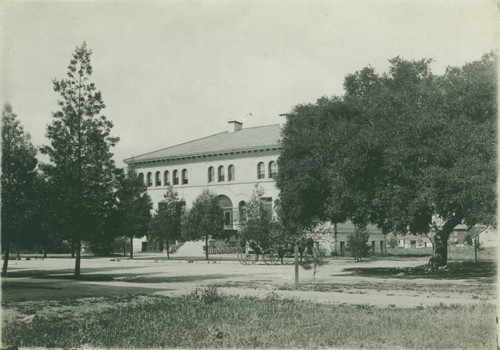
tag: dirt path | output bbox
[2,255,495,321]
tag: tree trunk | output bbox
[130,236,133,259]
[16,249,20,260]
[433,215,462,267]
[474,237,478,263]
[43,250,47,258]
[433,231,449,267]
[166,239,170,260]
[74,239,81,277]
[2,242,11,277]
[205,235,209,260]
[433,217,460,267]
[123,237,126,257]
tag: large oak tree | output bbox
[277,54,496,267]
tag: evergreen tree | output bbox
[148,186,185,259]
[239,185,273,249]
[1,103,38,276]
[40,42,119,275]
[182,189,223,260]
[346,226,371,262]
[115,168,152,258]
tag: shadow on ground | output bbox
[3,266,241,302]
[1,280,170,302]
[3,270,241,283]
[339,261,496,280]
[3,265,146,278]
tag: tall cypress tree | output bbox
[41,42,119,276]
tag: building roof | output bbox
[467,225,495,238]
[124,124,282,165]
[336,222,382,233]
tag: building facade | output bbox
[124,121,281,233]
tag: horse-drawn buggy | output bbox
[237,237,314,265]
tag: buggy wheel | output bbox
[263,249,280,265]
[238,248,257,265]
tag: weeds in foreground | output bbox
[2,288,496,349]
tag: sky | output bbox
[1,0,498,168]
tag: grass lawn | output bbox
[2,287,496,349]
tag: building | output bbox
[388,224,488,250]
[394,235,433,249]
[466,226,497,248]
[124,121,281,234]
[125,121,386,255]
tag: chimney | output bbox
[228,120,243,132]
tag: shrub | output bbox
[346,226,371,262]
[387,236,398,249]
[299,246,328,285]
[191,285,223,305]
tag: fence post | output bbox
[294,245,299,288]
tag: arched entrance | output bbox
[218,195,233,229]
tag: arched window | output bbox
[208,166,215,183]
[173,170,179,185]
[257,162,265,179]
[182,169,188,185]
[228,164,235,181]
[164,170,170,186]
[268,161,277,179]
[218,165,225,182]
[155,171,161,186]
[146,172,152,187]
[238,201,247,223]
[218,195,233,229]
[138,173,144,184]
